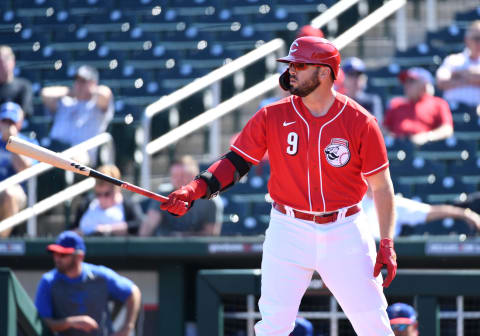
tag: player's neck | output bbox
[302,87,336,117]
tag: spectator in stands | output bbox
[41,65,113,162]
[70,164,143,236]
[139,155,223,237]
[0,46,33,120]
[290,317,314,336]
[0,102,38,237]
[387,302,419,336]
[362,185,480,239]
[384,67,453,146]
[436,20,480,107]
[342,57,384,124]
[35,231,141,336]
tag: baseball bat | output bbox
[6,136,168,203]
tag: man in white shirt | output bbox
[436,20,480,106]
[362,186,480,238]
[41,65,114,163]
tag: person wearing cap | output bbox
[0,46,33,120]
[383,67,453,146]
[40,64,114,161]
[35,230,142,336]
[342,57,384,124]
[387,303,419,336]
[0,102,38,237]
[436,20,480,107]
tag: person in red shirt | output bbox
[384,67,453,146]
[161,37,397,336]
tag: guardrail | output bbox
[196,269,480,336]
[140,38,286,190]
[140,0,407,190]
[0,133,114,236]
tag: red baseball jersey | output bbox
[231,94,389,212]
[384,94,453,137]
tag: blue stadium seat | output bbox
[384,137,415,161]
[415,137,476,161]
[394,43,446,70]
[392,182,413,198]
[426,24,466,54]
[390,157,447,177]
[455,7,480,24]
[408,219,475,236]
[413,175,477,204]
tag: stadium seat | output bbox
[415,137,476,161]
[414,175,476,204]
[408,219,474,236]
[394,43,446,70]
[455,7,480,25]
[390,157,447,177]
[384,136,415,162]
[426,24,466,54]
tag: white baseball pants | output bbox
[254,208,394,336]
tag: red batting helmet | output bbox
[277,36,341,80]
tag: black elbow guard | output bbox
[225,151,251,182]
[196,151,252,199]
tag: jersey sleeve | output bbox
[35,275,53,318]
[360,118,389,177]
[95,265,134,302]
[436,98,453,127]
[230,108,267,164]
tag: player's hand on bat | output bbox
[373,238,397,287]
[160,179,207,216]
[66,315,99,331]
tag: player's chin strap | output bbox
[195,150,252,199]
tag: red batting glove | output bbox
[373,238,397,288]
[160,179,207,216]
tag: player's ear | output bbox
[318,67,331,80]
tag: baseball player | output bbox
[161,36,397,335]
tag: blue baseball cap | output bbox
[387,303,417,325]
[290,317,313,336]
[47,231,86,254]
[342,57,366,75]
[0,102,23,124]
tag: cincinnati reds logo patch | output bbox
[324,138,350,167]
[289,41,299,54]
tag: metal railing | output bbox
[140,38,286,190]
[197,269,480,336]
[141,0,407,190]
[140,0,371,190]
[0,133,113,236]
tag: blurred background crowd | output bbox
[2,1,480,335]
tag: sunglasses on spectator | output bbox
[391,324,410,331]
[95,190,113,198]
[289,62,326,71]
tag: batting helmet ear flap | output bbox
[279,68,291,91]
